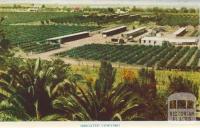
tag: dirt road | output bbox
[29,34,107,58]
[22,32,144,69]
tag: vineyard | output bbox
[47,13,199,27]
[1,11,199,53]
[1,11,198,27]
[1,12,99,53]
[1,11,197,27]
[157,14,199,26]
[58,44,200,70]
[50,13,140,25]
[4,25,98,45]
[3,25,98,53]
[19,41,60,53]
[0,12,80,24]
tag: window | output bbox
[187,100,194,109]
[170,100,176,109]
[177,100,187,109]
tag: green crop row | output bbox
[0,12,81,24]
[57,44,199,70]
[3,25,99,45]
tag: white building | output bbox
[116,9,126,14]
[141,36,199,46]
[168,38,199,45]
[141,37,166,46]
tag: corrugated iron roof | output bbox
[173,27,186,36]
[102,26,127,34]
[47,31,89,41]
[123,27,146,35]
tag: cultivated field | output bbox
[0,12,79,24]
[0,12,100,53]
[3,25,98,52]
[1,5,200,121]
[1,10,199,53]
[71,64,200,90]
[58,44,200,70]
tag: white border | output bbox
[0,121,200,128]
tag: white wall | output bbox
[141,39,163,46]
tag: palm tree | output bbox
[0,73,32,120]
[53,61,144,121]
[168,76,199,98]
[138,68,157,99]
[0,17,13,70]
[0,17,10,53]
[0,58,77,120]
[124,68,167,120]
[0,39,10,52]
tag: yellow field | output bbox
[71,65,200,98]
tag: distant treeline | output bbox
[0,4,199,14]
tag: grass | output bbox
[71,65,200,98]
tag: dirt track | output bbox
[24,32,144,69]
[29,34,107,58]
[24,31,200,68]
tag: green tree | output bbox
[188,8,196,13]
[180,7,188,13]
[41,21,45,25]
[138,68,157,98]
[54,61,144,121]
[0,59,76,120]
[0,16,12,63]
[124,68,167,120]
[0,39,10,52]
[41,4,46,9]
[171,8,178,13]
[107,8,114,13]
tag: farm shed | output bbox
[141,36,199,46]
[173,27,187,37]
[168,38,199,45]
[46,31,90,44]
[122,27,146,38]
[141,37,166,46]
[102,26,127,37]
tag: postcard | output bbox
[0,0,199,128]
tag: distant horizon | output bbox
[0,0,199,8]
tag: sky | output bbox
[0,0,199,6]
